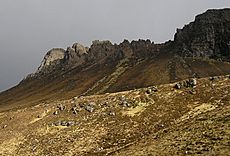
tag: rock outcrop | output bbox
[72,43,88,56]
[174,8,230,61]
[37,48,65,72]
[64,43,88,65]
[35,39,161,75]
[87,40,117,63]
[36,43,89,74]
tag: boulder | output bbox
[188,78,197,87]
[108,111,115,116]
[2,125,7,129]
[57,104,65,111]
[53,120,76,127]
[53,110,58,115]
[85,102,95,112]
[146,86,158,94]
[175,83,182,89]
[72,107,79,114]
[146,89,152,94]
[54,121,62,126]
[175,78,197,89]
[66,121,75,126]
[61,121,68,126]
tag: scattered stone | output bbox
[108,111,116,116]
[126,102,131,107]
[53,120,76,127]
[146,88,152,94]
[103,101,109,106]
[72,107,79,114]
[54,121,62,126]
[152,86,158,92]
[189,78,197,87]
[73,96,78,100]
[120,95,126,101]
[209,77,215,81]
[146,86,158,94]
[85,102,95,112]
[79,103,85,108]
[210,76,220,81]
[119,95,132,107]
[61,121,68,126]
[32,145,37,152]
[121,101,128,107]
[57,104,65,111]
[95,147,104,152]
[175,83,182,89]
[175,78,197,89]
[3,125,7,129]
[85,105,94,113]
[53,111,58,115]
[67,121,75,126]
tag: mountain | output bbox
[0,8,230,155]
[1,9,230,112]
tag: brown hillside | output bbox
[0,75,229,155]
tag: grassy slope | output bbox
[0,75,229,155]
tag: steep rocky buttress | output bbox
[174,8,230,60]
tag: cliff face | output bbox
[174,8,230,60]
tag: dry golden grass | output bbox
[0,75,229,155]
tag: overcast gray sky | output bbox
[0,0,230,92]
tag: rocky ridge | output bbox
[29,39,161,78]
[27,9,230,80]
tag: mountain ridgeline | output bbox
[30,9,230,77]
[34,9,230,75]
[1,8,230,111]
